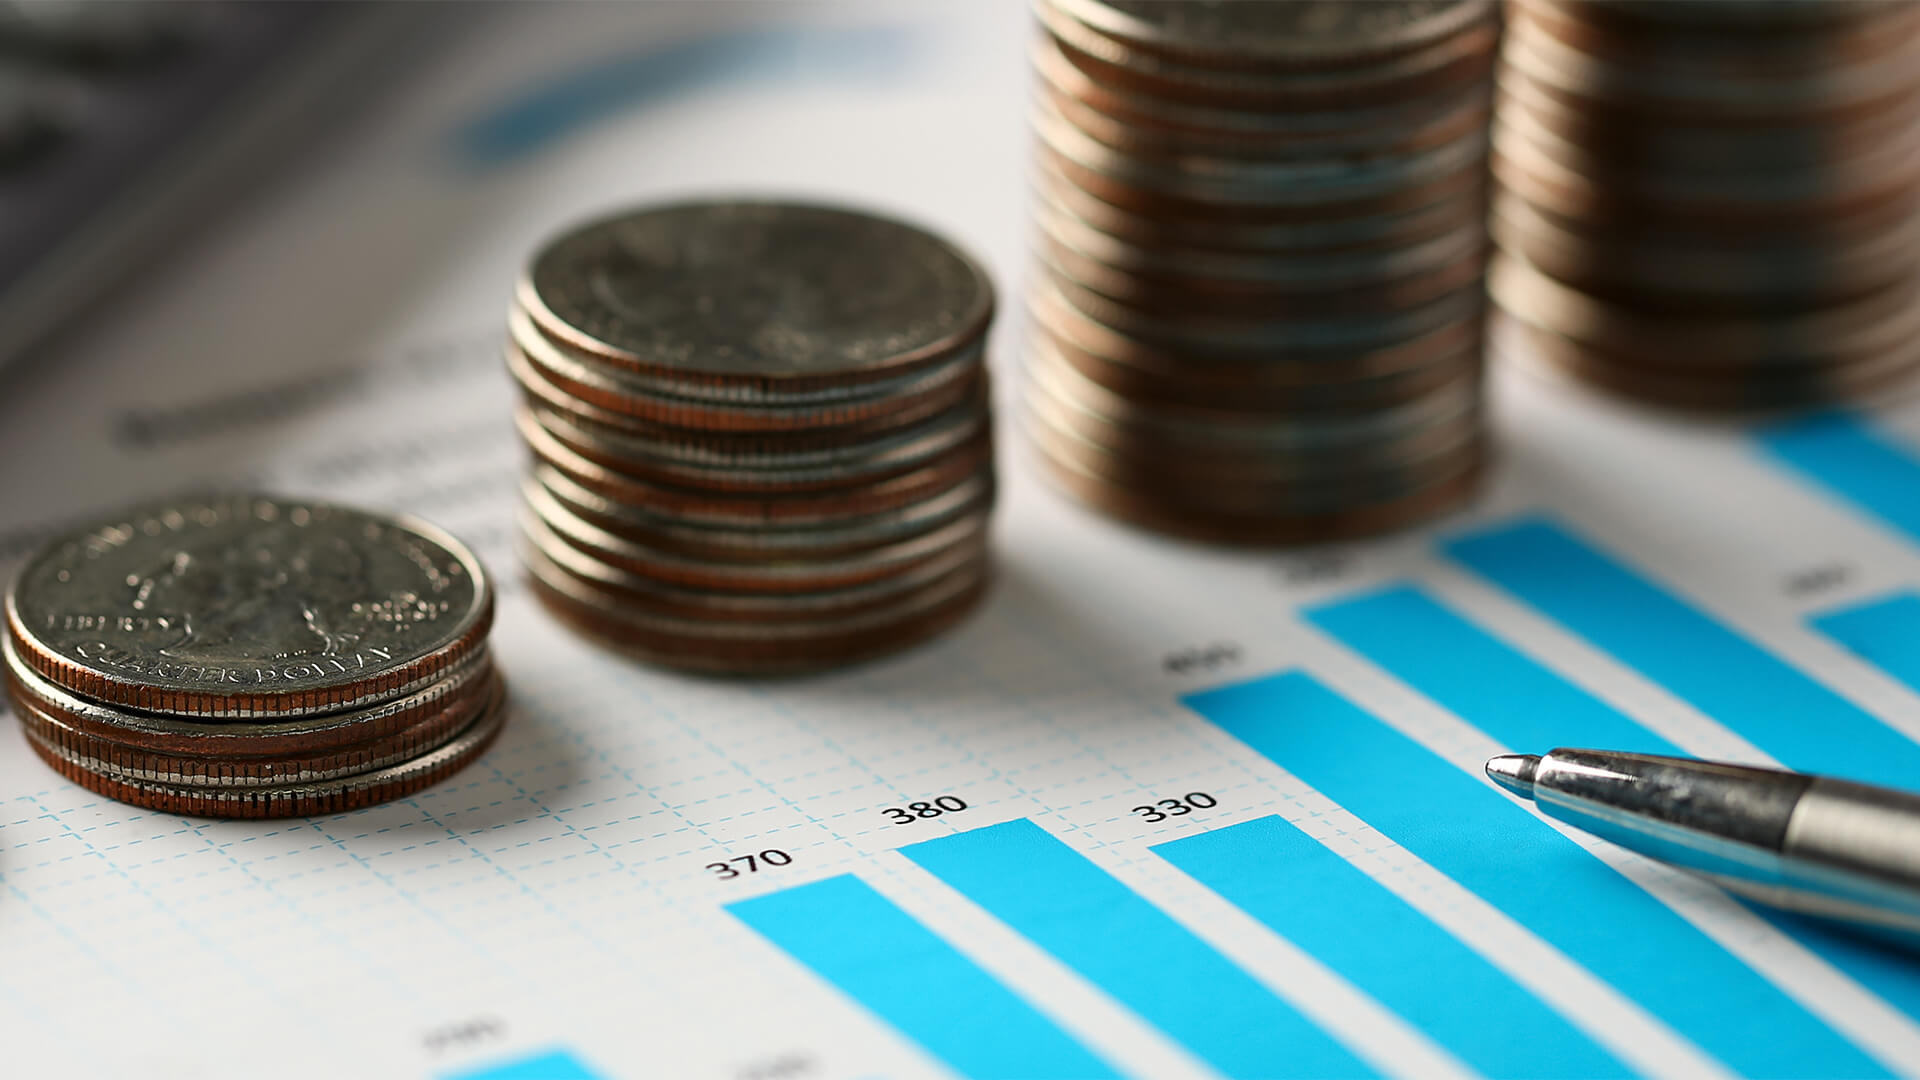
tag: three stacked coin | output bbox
[508,201,997,673]
[1492,0,1920,410]
[1024,0,1497,544]
[3,496,503,818]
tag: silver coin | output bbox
[14,669,494,789]
[23,673,509,817]
[522,200,994,383]
[6,494,493,719]
[509,315,984,432]
[1031,158,1485,253]
[1034,95,1493,206]
[1036,195,1486,289]
[518,394,989,488]
[3,627,493,752]
[1031,33,1495,156]
[521,537,987,645]
[1052,0,1497,65]
[522,477,993,593]
[1036,0,1500,105]
[508,303,989,410]
[1040,264,1487,351]
[533,462,995,557]
[515,507,989,620]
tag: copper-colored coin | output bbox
[1019,0,1493,543]
[516,508,989,625]
[1035,95,1492,210]
[1045,0,1498,70]
[1036,218,1487,317]
[1491,252,1920,366]
[23,674,508,820]
[1506,316,1920,414]
[525,543,990,676]
[1032,33,1494,160]
[516,394,989,496]
[520,407,995,525]
[1032,156,1485,254]
[1037,0,1500,110]
[1044,323,1483,411]
[534,462,995,562]
[1489,188,1920,306]
[1502,2,1920,119]
[523,476,991,594]
[1030,274,1485,382]
[1024,406,1483,509]
[1031,432,1486,545]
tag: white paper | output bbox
[5,3,1920,1077]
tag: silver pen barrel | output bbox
[1488,749,1920,943]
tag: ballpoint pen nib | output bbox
[1485,754,1541,800]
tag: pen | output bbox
[1486,748,1920,945]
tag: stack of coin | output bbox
[1023,0,1497,544]
[1492,0,1920,410]
[508,200,996,673]
[3,496,503,819]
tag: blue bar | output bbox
[1184,671,1887,1080]
[1760,414,1920,543]
[1308,584,1684,759]
[1814,592,1920,693]
[900,819,1372,1080]
[1318,583,1920,1037]
[1153,816,1633,1079]
[1446,517,1920,790]
[443,1050,603,1080]
[726,874,1121,1080]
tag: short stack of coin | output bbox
[3,496,503,819]
[1492,0,1920,410]
[508,201,996,673]
[1023,0,1497,544]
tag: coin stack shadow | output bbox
[3,497,503,819]
[1023,0,1497,544]
[1492,1,1920,410]
[508,201,997,674]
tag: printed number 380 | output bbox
[882,796,968,825]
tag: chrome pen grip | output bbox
[1785,777,1920,901]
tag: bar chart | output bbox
[721,500,1920,1080]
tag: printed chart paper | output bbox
[5,3,1920,1078]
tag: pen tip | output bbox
[1486,754,1541,800]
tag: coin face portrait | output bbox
[5,496,492,713]
[123,522,374,664]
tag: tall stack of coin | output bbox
[508,201,996,673]
[1024,0,1497,544]
[3,496,503,818]
[1492,1,1920,410]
